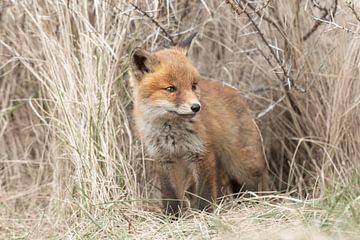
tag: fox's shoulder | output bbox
[198,79,244,102]
[198,79,250,114]
[199,79,238,93]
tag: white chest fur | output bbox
[138,117,205,162]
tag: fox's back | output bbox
[196,79,266,189]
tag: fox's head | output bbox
[129,34,201,119]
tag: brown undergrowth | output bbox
[0,0,359,238]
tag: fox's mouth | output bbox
[167,110,196,118]
[178,113,196,118]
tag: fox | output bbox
[128,34,269,216]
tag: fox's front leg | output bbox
[194,151,217,212]
[160,161,185,217]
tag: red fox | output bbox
[129,34,269,215]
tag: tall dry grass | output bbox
[0,0,359,238]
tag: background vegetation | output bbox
[1,0,359,238]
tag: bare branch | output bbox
[314,17,360,35]
[303,0,338,41]
[226,0,297,91]
[130,3,175,46]
[226,0,304,116]
[245,1,289,42]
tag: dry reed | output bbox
[0,0,359,238]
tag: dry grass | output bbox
[0,0,360,239]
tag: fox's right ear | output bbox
[176,32,197,55]
[129,48,159,81]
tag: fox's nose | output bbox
[191,103,201,113]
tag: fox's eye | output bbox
[165,86,176,93]
[192,83,197,91]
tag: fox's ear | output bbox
[129,48,158,81]
[176,32,197,55]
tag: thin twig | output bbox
[257,47,283,83]
[346,1,360,22]
[130,3,175,45]
[257,95,285,119]
[253,0,271,13]
[315,17,360,35]
[303,0,338,41]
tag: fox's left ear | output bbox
[176,32,197,55]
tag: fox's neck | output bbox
[137,108,203,159]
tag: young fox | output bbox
[129,35,269,215]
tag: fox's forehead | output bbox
[153,48,200,82]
